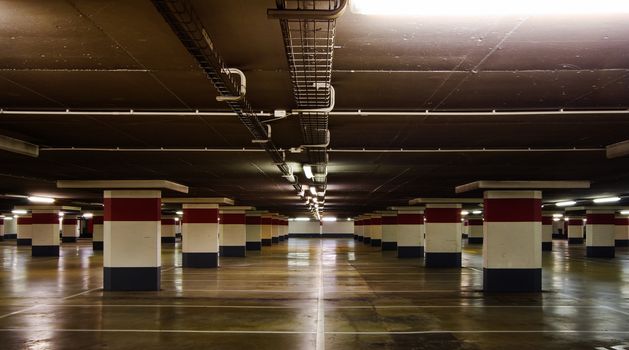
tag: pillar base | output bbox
[462,234,468,239]
[468,237,483,244]
[353,235,358,240]
[541,242,552,251]
[61,237,77,243]
[483,268,541,292]
[93,241,103,251]
[363,237,371,244]
[161,237,176,244]
[271,237,279,244]
[104,267,160,291]
[246,242,261,250]
[397,246,423,258]
[278,236,285,241]
[615,239,629,247]
[182,252,218,268]
[425,252,461,268]
[552,233,562,239]
[381,242,397,250]
[568,238,583,244]
[357,236,364,242]
[262,239,272,246]
[4,234,16,239]
[32,245,60,257]
[221,246,246,257]
[586,246,615,258]
[17,238,32,246]
[371,239,382,247]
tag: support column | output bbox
[92,211,104,251]
[182,203,219,268]
[363,215,372,244]
[61,215,80,243]
[4,217,17,239]
[462,220,469,239]
[355,217,364,241]
[370,214,382,247]
[31,209,60,256]
[0,218,3,241]
[615,215,629,247]
[282,218,289,240]
[424,204,461,267]
[552,218,563,239]
[221,209,246,257]
[381,213,397,250]
[246,212,262,250]
[161,215,177,244]
[16,215,32,246]
[541,213,553,251]
[397,210,424,258]
[567,218,584,244]
[585,210,615,258]
[467,217,484,244]
[104,190,161,291]
[272,216,280,243]
[261,214,273,246]
[483,191,542,292]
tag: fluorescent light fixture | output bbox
[351,0,629,16]
[58,212,65,217]
[295,217,310,221]
[28,196,55,204]
[583,218,587,222]
[303,165,314,179]
[176,210,183,215]
[347,218,352,221]
[593,196,621,204]
[552,213,563,218]
[11,209,27,215]
[322,217,337,222]
[174,217,180,222]
[472,210,482,215]
[461,210,469,216]
[553,218,560,222]
[82,213,93,219]
[620,210,629,215]
[3,217,13,221]
[309,187,317,196]
[556,201,576,207]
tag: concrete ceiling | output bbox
[1,0,628,216]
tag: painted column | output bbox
[182,203,219,268]
[397,210,424,258]
[424,204,462,267]
[552,217,563,239]
[17,215,32,246]
[31,208,61,256]
[161,215,177,244]
[462,219,469,239]
[282,218,289,240]
[221,210,246,257]
[92,211,104,251]
[85,217,94,238]
[567,217,584,244]
[4,217,17,239]
[355,217,364,241]
[381,213,397,250]
[483,191,542,292]
[467,216,484,244]
[585,210,615,258]
[246,213,262,250]
[615,215,629,246]
[370,214,382,247]
[104,190,161,291]
[541,213,553,251]
[261,214,273,246]
[218,212,224,252]
[363,216,372,244]
[61,215,80,243]
[271,216,281,243]
[0,218,3,241]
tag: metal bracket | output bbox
[216,68,247,102]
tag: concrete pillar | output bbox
[370,214,382,247]
[467,216,484,244]
[585,210,615,258]
[245,213,262,250]
[0,217,3,241]
[261,214,273,246]
[282,218,289,240]
[615,215,629,247]
[31,209,60,256]
[381,213,397,250]
[355,217,364,241]
[17,215,32,246]
[567,218,584,244]
[218,212,224,251]
[92,211,104,251]
[182,203,219,268]
[85,217,94,238]
[396,210,424,258]
[483,190,542,292]
[362,216,372,244]
[541,213,553,251]
[4,216,17,239]
[552,218,563,239]
[161,215,177,244]
[462,219,469,239]
[220,209,246,257]
[271,216,281,243]
[104,190,161,291]
[424,204,462,267]
[61,214,80,243]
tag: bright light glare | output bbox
[552,213,563,218]
[620,210,629,215]
[461,210,469,216]
[3,217,13,221]
[83,213,93,218]
[553,217,560,222]
[309,187,317,196]
[322,217,337,222]
[176,210,183,215]
[593,196,621,203]
[556,201,576,207]
[303,165,314,179]
[472,210,482,215]
[295,217,310,221]
[11,209,27,215]
[28,196,55,204]
[351,0,629,16]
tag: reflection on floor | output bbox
[0,238,628,349]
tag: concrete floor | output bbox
[0,238,628,349]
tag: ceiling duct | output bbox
[151,0,301,192]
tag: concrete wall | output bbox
[289,221,320,235]
[288,220,355,236]
[322,221,354,235]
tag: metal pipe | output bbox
[216,68,247,102]
[268,0,348,20]
[39,147,604,153]
[291,86,336,114]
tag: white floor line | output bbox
[161,266,176,273]
[62,287,101,300]
[315,239,325,350]
[0,305,42,320]
[46,304,315,309]
[0,328,315,334]
[326,330,629,335]
[603,306,629,317]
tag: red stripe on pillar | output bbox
[161,219,176,225]
[62,219,78,225]
[93,216,104,225]
[246,216,261,225]
[397,214,424,225]
[104,198,161,221]
[468,219,484,226]
[484,198,542,222]
[355,220,363,226]
[32,213,59,224]
[17,217,32,225]
[371,217,382,225]
[615,218,629,226]
[87,218,94,234]
[568,219,583,226]
[586,213,615,225]
[542,217,553,225]
[425,208,460,223]
[382,216,397,225]
[183,208,218,224]
[261,218,273,225]
[222,214,246,224]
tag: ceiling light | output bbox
[347,218,352,221]
[176,210,183,215]
[82,213,93,219]
[593,196,621,204]
[58,212,65,217]
[28,196,55,204]
[174,217,180,222]
[11,209,27,215]
[3,217,13,221]
[461,210,469,216]
[322,217,337,222]
[472,210,482,215]
[620,210,629,215]
[556,201,576,207]
[350,0,629,16]
[553,218,560,222]
[552,213,563,218]
[295,217,310,221]
[303,165,314,179]
[309,187,317,196]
